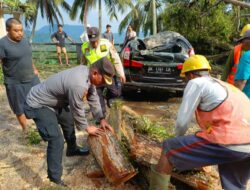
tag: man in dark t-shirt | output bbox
[0,18,40,132]
[102,24,114,45]
[51,24,75,65]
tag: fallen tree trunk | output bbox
[87,104,221,189]
[87,130,137,186]
[121,105,221,190]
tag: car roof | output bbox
[143,31,193,50]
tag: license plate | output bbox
[147,66,172,74]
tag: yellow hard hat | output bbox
[240,24,250,36]
[180,55,211,77]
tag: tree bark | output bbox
[108,104,122,140]
[83,0,89,33]
[87,130,137,185]
[152,0,157,35]
[223,0,250,8]
[86,154,105,178]
[29,3,39,43]
[98,0,102,33]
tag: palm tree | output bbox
[118,0,162,36]
[70,0,91,37]
[70,0,133,34]
[27,0,71,43]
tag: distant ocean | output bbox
[26,24,145,44]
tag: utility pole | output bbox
[99,0,102,33]
[152,0,157,35]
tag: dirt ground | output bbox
[0,85,141,190]
[0,85,250,190]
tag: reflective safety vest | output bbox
[195,79,250,145]
[81,38,113,66]
[227,44,242,84]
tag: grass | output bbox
[129,115,174,141]
[0,56,79,85]
[36,62,78,80]
[27,128,42,145]
[0,61,79,85]
[110,99,124,110]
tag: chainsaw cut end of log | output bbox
[88,130,137,186]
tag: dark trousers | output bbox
[96,76,121,116]
[163,135,250,190]
[24,104,76,182]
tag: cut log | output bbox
[87,130,137,185]
[86,154,104,178]
[108,103,122,140]
[130,135,161,166]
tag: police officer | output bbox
[24,58,115,186]
[81,27,126,116]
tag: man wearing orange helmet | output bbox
[150,55,250,190]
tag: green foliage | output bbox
[133,116,173,141]
[161,0,235,54]
[118,0,162,36]
[27,128,42,145]
[2,0,36,28]
[70,0,132,24]
[3,0,36,14]
[111,99,123,110]
[26,0,71,26]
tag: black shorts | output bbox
[5,76,40,115]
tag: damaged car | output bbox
[120,31,194,94]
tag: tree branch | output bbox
[223,0,250,8]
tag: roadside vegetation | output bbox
[133,116,174,141]
[27,128,42,145]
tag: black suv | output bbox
[120,31,194,94]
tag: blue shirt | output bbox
[235,50,250,98]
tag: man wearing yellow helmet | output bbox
[222,24,250,84]
[150,55,250,190]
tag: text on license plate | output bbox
[147,67,172,73]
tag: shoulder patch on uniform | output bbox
[85,48,90,55]
[100,44,108,52]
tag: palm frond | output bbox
[70,0,84,20]
[61,1,71,13]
